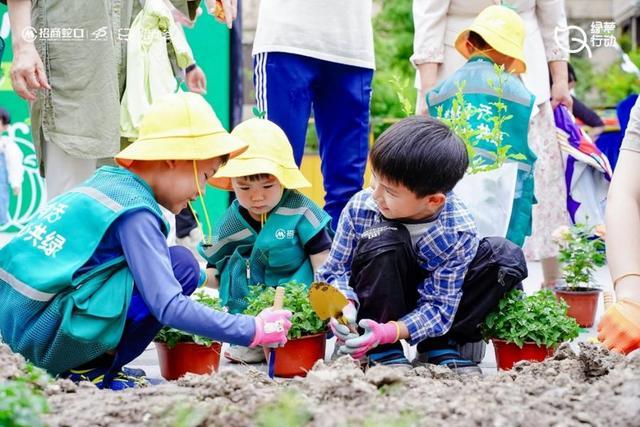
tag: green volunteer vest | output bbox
[427,56,536,246]
[0,166,167,374]
[200,190,331,314]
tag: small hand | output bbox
[10,45,50,101]
[598,299,640,354]
[550,82,573,111]
[329,317,359,344]
[11,186,20,196]
[339,319,399,360]
[186,65,207,94]
[250,308,293,348]
[206,0,237,29]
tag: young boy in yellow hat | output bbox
[200,118,333,363]
[426,5,536,247]
[0,93,293,390]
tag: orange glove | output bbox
[597,299,640,354]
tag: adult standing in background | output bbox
[601,97,640,354]
[252,0,374,229]
[5,0,232,199]
[412,0,571,288]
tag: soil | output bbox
[1,342,639,426]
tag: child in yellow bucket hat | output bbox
[425,4,537,248]
[0,92,294,390]
[199,118,333,363]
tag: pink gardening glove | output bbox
[329,318,359,344]
[329,301,358,343]
[249,308,292,348]
[339,319,399,360]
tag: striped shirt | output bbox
[316,188,478,344]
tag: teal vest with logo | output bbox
[0,166,167,374]
[427,56,536,246]
[200,190,331,314]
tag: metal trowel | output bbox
[308,281,352,326]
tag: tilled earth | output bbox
[1,342,639,426]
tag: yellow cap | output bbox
[209,118,311,190]
[455,5,527,74]
[115,92,248,167]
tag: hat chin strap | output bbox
[188,160,214,244]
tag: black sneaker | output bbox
[415,348,483,376]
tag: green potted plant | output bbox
[553,223,607,327]
[154,291,224,380]
[483,289,580,370]
[244,282,327,378]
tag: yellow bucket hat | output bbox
[209,118,311,190]
[115,92,248,167]
[455,5,527,74]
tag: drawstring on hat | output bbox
[188,160,214,244]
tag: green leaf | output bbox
[252,106,266,119]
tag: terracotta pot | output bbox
[554,287,602,328]
[492,338,555,370]
[155,341,222,380]
[264,333,326,378]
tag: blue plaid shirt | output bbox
[316,189,478,345]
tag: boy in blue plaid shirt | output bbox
[317,116,522,373]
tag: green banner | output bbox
[0,5,46,233]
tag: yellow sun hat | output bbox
[115,92,248,167]
[209,118,311,190]
[454,5,527,74]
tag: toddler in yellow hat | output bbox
[199,118,333,363]
[425,5,537,247]
[0,92,294,390]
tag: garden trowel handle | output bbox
[273,286,285,311]
[266,286,286,349]
[267,287,285,379]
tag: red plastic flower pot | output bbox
[492,338,555,370]
[155,341,222,380]
[554,288,601,328]
[264,333,326,378]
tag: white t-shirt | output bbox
[252,0,375,69]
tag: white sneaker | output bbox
[224,345,266,364]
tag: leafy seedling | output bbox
[155,291,225,348]
[482,289,580,348]
[244,282,326,339]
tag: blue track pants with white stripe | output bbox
[254,52,373,229]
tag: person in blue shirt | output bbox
[0,93,293,390]
[318,116,526,373]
